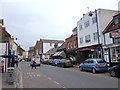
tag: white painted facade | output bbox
[77,9,118,48]
[118,1,120,10]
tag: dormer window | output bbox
[114,15,120,24]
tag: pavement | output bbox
[0,64,23,90]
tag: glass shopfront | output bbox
[110,46,120,62]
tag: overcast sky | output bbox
[0,0,120,51]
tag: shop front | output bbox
[77,44,102,63]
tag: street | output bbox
[20,62,118,89]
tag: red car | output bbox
[42,59,49,64]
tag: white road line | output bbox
[48,77,52,80]
[53,81,60,85]
[36,74,41,77]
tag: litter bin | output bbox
[7,67,15,84]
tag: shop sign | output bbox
[111,32,120,38]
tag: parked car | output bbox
[57,59,73,68]
[48,59,54,65]
[79,58,108,73]
[51,59,60,66]
[42,59,49,64]
[108,64,120,77]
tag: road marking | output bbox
[36,74,41,77]
[48,77,52,80]
[53,81,60,85]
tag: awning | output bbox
[53,51,66,58]
[0,55,14,58]
[53,52,60,56]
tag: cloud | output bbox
[1,0,119,50]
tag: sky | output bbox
[0,0,120,51]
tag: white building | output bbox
[35,39,64,60]
[118,1,120,10]
[77,9,118,60]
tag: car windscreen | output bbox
[62,59,71,62]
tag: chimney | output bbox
[83,13,85,16]
[0,19,4,25]
[54,43,58,48]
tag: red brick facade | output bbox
[65,34,78,51]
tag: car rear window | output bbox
[96,59,106,63]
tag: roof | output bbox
[40,39,64,43]
[0,26,11,43]
[103,13,120,34]
[72,26,77,32]
[57,42,65,51]
[46,47,59,55]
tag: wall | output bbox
[99,9,118,44]
[77,11,99,48]
[104,33,113,45]
[118,1,120,11]
[77,9,118,48]
[66,35,78,50]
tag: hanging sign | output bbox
[111,32,120,38]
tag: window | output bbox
[92,17,96,24]
[114,16,120,24]
[79,37,83,44]
[70,41,72,48]
[79,24,82,30]
[85,35,91,43]
[74,40,76,48]
[114,38,120,44]
[93,32,98,41]
[84,21,90,28]
[68,42,70,49]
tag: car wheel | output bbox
[79,67,83,71]
[110,71,116,77]
[92,68,96,73]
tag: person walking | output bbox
[31,59,36,69]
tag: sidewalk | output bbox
[0,65,22,90]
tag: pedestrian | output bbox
[31,59,36,69]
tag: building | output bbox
[17,46,25,60]
[118,1,120,11]
[46,45,59,59]
[53,42,66,59]
[0,19,11,72]
[34,39,64,60]
[28,46,35,58]
[77,9,118,62]
[102,13,120,66]
[65,27,78,59]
